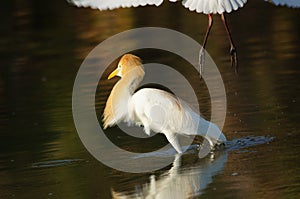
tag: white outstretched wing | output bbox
[266,0,300,8]
[170,0,247,14]
[68,0,164,10]
[68,0,248,13]
[68,0,299,14]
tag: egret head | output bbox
[108,54,144,80]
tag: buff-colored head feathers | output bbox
[108,54,143,79]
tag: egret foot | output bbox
[213,142,226,151]
[230,46,238,73]
[198,138,213,158]
[198,47,205,79]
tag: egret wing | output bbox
[130,88,196,133]
[178,0,247,14]
[68,0,164,10]
[266,0,300,8]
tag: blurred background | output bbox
[0,0,299,198]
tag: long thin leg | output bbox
[199,14,213,78]
[221,13,238,73]
[168,154,181,176]
[164,131,182,154]
[202,14,213,49]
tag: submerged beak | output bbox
[108,68,120,80]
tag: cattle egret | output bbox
[103,54,226,153]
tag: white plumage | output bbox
[69,0,247,14]
[70,0,164,11]
[68,0,246,70]
[69,0,300,11]
[268,0,300,8]
[103,54,226,153]
[181,0,247,14]
[69,0,300,74]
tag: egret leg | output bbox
[221,13,238,73]
[168,154,181,176]
[138,115,151,135]
[164,131,182,154]
[199,14,213,78]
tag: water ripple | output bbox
[31,159,84,169]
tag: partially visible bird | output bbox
[68,0,248,74]
[267,0,300,8]
[69,0,300,75]
[103,54,226,153]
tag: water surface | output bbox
[0,0,300,198]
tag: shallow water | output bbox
[1,0,300,198]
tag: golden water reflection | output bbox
[0,0,299,198]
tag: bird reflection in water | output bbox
[110,135,273,198]
[111,152,228,199]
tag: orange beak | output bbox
[108,68,120,80]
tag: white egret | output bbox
[103,54,226,153]
[69,0,248,73]
[268,0,300,8]
[69,0,300,75]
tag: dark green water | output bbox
[0,0,300,198]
